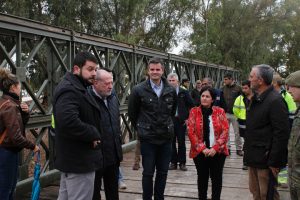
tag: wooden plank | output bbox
[16,132,291,200]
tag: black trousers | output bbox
[92,163,119,200]
[171,117,187,164]
[193,153,226,200]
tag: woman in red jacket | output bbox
[187,86,229,200]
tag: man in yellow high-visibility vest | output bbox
[273,73,297,128]
[233,80,253,170]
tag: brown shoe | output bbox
[179,164,187,171]
[236,150,244,156]
[132,163,140,170]
[168,163,177,170]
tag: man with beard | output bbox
[53,52,103,200]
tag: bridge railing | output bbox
[0,12,239,192]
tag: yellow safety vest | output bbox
[282,91,297,119]
[233,95,246,120]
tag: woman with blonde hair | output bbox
[0,68,39,200]
[187,86,229,200]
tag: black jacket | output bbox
[53,72,103,173]
[222,83,241,113]
[191,88,226,110]
[244,86,290,169]
[176,87,195,122]
[190,88,201,106]
[213,88,227,110]
[88,88,123,167]
[128,78,177,144]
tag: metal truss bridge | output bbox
[0,13,239,194]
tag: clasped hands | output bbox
[202,148,216,157]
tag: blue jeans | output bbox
[0,147,19,200]
[141,141,172,200]
[118,167,124,183]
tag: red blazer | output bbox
[187,106,229,158]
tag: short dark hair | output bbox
[73,51,98,69]
[181,78,190,84]
[148,57,164,68]
[241,80,250,87]
[199,86,216,101]
[224,73,233,79]
[253,64,274,85]
[202,77,213,86]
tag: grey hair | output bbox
[202,77,213,85]
[167,73,179,81]
[252,64,274,85]
[96,68,113,81]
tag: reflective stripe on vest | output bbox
[239,124,246,129]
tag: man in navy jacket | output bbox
[89,68,123,200]
[167,73,194,171]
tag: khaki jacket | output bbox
[288,107,300,186]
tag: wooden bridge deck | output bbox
[16,136,290,200]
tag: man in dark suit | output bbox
[167,73,195,171]
[89,68,123,200]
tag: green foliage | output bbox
[1,0,300,77]
[184,0,300,77]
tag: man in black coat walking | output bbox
[245,64,290,200]
[167,73,194,171]
[53,52,102,200]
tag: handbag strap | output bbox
[0,100,10,144]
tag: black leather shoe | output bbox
[236,150,244,156]
[132,163,140,170]
[179,164,187,171]
[168,163,177,170]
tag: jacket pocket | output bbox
[164,97,174,111]
[136,122,152,139]
[246,142,269,165]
